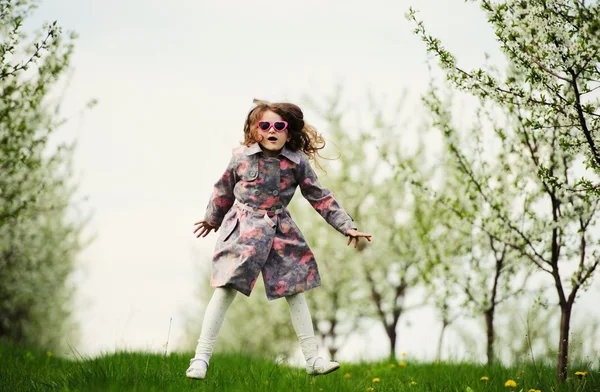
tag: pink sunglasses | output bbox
[257,121,288,132]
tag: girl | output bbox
[187,99,372,379]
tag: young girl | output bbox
[187,99,372,379]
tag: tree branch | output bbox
[569,68,600,168]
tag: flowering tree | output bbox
[411,0,600,194]
[408,0,600,380]
[351,95,432,361]
[410,51,600,385]
[1,0,89,349]
[413,142,531,365]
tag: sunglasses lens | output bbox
[258,122,270,131]
[274,122,286,131]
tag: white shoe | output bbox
[185,358,208,380]
[306,357,340,376]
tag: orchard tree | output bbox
[415,73,600,380]
[1,0,90,350]
[408,0,600,380]
[410,0,600,194]
[296,89,431,361]
[414,148,530,365]
[354,96,431,361]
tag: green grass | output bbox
[0,339,597,392]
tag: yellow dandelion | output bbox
[575,371,588,378]
[401,352,407,357]
[372,377,381,383]
[527,389,541,392]
[319,389,323,391]
[388,364,396,369]
[46,351,54,357]
[480,376,489,381]
[398,361,407,367]
[367,388,375,392]
[411,381,417,385]
[505,379,517,388]
[344,372,352,378]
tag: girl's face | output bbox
[257,110,290,157]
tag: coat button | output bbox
[249,170,256,177]
[272,190,279,196]
[270,206,277,211]
[253,189,260,195]
[252,206,258,211]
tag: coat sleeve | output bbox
[204,153,237,227]
[296,153,357,235]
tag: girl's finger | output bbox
[354,237,359,248]
[347,236,352,246]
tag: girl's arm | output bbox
[204,154,237,227]
[297,154,357,235]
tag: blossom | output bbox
[480,376,489,381]
[401,352,407,357]
[344,373,352,378]
[575,371,588,379]
[528,389,541,392]
[367,388,375,392]
[398,361,407,367]
[505,379,517,387]
[411,381,417,385]
[388,364,396,369]
[46,351,54,357]
[372,377,381,383]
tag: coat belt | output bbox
[234,200,284,228]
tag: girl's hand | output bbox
[193,220,219,238]
[345,229,372,249]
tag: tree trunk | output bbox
[485,309,495,365]
[387,324,397,361]
[437,320,448,361]
[557,303,572,382]
[330,347,338,361]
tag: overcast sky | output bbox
[24,0,600,363]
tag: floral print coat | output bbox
[204,143,357,300]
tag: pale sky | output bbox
[24,0,600,363]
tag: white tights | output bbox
[193,287,323,366]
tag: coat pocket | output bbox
[240,157,259,182]
[220,217,239,242]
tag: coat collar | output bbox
[245,143,301,165]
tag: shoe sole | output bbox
[186,371,206,380]
[308,363,341,376]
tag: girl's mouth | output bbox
[267,136,278,142]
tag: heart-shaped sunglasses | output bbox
[257,121,288,132]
